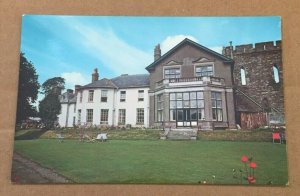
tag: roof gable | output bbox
[145,38,233,71]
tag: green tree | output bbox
[16,53,40,124]
[41,77,65,95]
[39,77,65,129]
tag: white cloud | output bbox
[60,18,152,75]
[208,46,223,54]
[160,35,198,54]
[61,72,89,90]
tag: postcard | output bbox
[12,15,287,185]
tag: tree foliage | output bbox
[41,77,65,95]
[39,77,65,129]
[39,93,62,129]
[16,53,40,123]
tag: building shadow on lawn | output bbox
[15,129,48,140]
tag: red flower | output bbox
[241,156,248,163]
[249,162,257,169]
[247,176,256,184]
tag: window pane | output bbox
[241,68,246,85]
[190,109,197,120]
[198,109,205,120]
[183,100,189,108]
[170,101,176,109]
[212,100,216,108]
[273,65,280,83]
[170,93,176,100]
[216,92,222,100]
[217,109,223,121]
[197,92,204,99]
[165,69,169,74]
[177,110,183,121]
[183,93,189,100]
[190,100,197,108]
[101,90,107,97]
[197,100,204,108]
[211,92,216,99]
[170,110,176,121]
[190,92,197,99]
[176,93,182,100]
[217,100,222,108]
[212,109,217,120]
[177,100,182,108]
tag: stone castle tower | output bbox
[222,41,284,126]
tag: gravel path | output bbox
[11,152,73,184]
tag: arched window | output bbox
[240,67,246,85]
[273,65,280,83]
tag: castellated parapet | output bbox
[223,40,284,116]
[222,41,281,56]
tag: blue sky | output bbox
[20,15,281,102]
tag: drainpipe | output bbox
[65,99,69,127]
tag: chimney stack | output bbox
[92,68,99,82]
[154,44,161,61]
[67,89,74,94]
[75,85,81,94]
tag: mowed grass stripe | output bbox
[14,139,288,185]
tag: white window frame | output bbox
[100,109,109,124]
[77,109,81,125]
[138,90,144,101]
[101,90,108,102]
[86,109,93,124]
[120,91,126,102]
[194,62,214,77]
[136,108,144,125]
[163,65,181,79]
[118,109,126,125]
[211,92,223,122]
[88,90,94,102]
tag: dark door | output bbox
[177,109,191,127]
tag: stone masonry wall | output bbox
[223,41,284,113]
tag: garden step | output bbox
[166,129,198,140]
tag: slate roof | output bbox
[81,78,118,89]
[59,91,77,104]
[80,74,149,90]
[111,74,150,88]
[145,38,234,71]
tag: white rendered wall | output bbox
[76,89,115,126]
[75,87,149,127]
[58,103,76,127]
[115,88,149,127]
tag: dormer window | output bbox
[164,67,181,79]
[195,65,213,77]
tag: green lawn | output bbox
[14,139,288,185]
